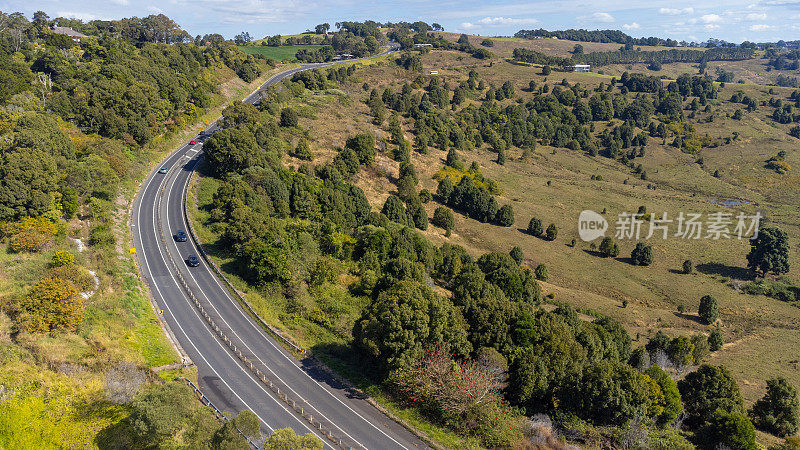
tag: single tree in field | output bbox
[708,327,724,351]
[698,295,719,324]
[747,227,790,276]
[630,242,653,266]
[527,217,543,237]
[534,264,548,281]
[683,259,693,274]
[750,377,800,437]
[545,223,558,241]
[598,237,619,257]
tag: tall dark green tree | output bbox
[527,217,543,237]
[598,237,619,257]
[353,280,471,372]
[698,295,719,325]
[630,242,653,266]
[495,204,514,227]
[750,377,800,437]
[747,227,790,276]
[678,364,745,426]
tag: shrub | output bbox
[630,242,653,266]
[280,107,298,127]
[683,259,693,274]
[47,265,96,292]
[534,264,548,281]
[418,189,432,203]
[705,409,758,450]
[598,237,619,257]
[527,217,543,237]
[4,217,59,253]
[432,207,455,236]
[293,139,313,160]
[8,228,52,253]
[678,364,745,426]
[544,223,558,241]
[750,377,800,437]
[495,204,514,227]
[708,328,724,351]
[698,295,719,324]
[15,277,83,333]
[90,224,115,247]
[510,246,524,264]
[51,251,75,267]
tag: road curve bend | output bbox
[132,44,428,449]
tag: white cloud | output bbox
[745,12,767,20]
[622,22,640,29]
[148,6,164,13]
[659,7,694,15]
[704,24,720,30]
[475,16,540,26]
[56,11,109,21]
[701,14,723,23]
[457,15,539,34]
[110,0,129,5]
[749,24,775,30]
[578,12,615,23]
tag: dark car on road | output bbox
[187,254,200,267]
[174,230,187,242]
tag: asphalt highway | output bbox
[131,44,426,449]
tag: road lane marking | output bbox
[150,164,334,448]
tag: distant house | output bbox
[413,43,433,48]
[52,26,87,43]
[564,64,591,73]
[429,70,438,75]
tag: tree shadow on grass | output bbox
[582,249,607,258]
[695,262,754,280]
[673,311,707,325]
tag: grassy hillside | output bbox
[305,50,800,403]
[183,39,800,447]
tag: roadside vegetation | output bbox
[0,10,321,448]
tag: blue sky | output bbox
[3,0,800,43]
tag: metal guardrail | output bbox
[176,376,259,449]
[180,161,307,355]
[155,171,350,449]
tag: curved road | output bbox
[132,45,426,449]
